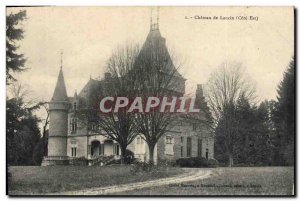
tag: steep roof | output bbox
[78,78,103,98]
[51,68,68,102]
[76,78,106,109]
[136,29,183,78]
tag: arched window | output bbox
[166,136,172,144]
[137,136,141,144]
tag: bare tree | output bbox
[205,61,256,166]
[100,44,141,164]
[133,39,184,165]
[205,62,256,124]
[39,102,49,156]
[40,103,49,138]
[7,83,46,113]
[77,44,140,164]
[6,82,46,165]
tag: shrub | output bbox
[70,157,87,166]
[157,159,176,167]
[176,158,189,167]
[207,158,219,168]
[175,157,218,168]
[124,149,135,164]
[130,161,155,173]
[193,157,209,167]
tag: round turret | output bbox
[47,68,70,158]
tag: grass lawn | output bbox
[114,167,294,196]
[8,165,184,195]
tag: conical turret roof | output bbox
[51,68,68,102]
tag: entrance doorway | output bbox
[91,141,101,157]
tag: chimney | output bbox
[196,84,203,98]
[104,72,111,79]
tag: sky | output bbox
[7,6,294,106]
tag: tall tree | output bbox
[253,101,273,165]
[232,95,253,165]
[214,100,238,166]
[77,45,140,164]
[6,10,27,83]
[32,102,49,165]
[6,84,42,165]
[100,45,141,164]
[235,97,272,166]
[215,96,273,166]
[133,41,183,165]
[272,57,295,165]
[205,62,256,166]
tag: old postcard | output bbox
[6,6,295,196]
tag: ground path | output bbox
[49,168,213,195]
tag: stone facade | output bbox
[156,118,214,163]
[43,75,214,166]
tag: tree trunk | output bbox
[228,154,233,167]
[120,145,127,165]
[148,143,155,165]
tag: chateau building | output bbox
[42,17,214,166]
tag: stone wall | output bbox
[49,110,68,136]
[156,118,215,162]
[48,136,67,157]
[67,135,88,158]
[48,102,69,158]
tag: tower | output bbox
[42,52,70,165]
[135,7,186,95]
